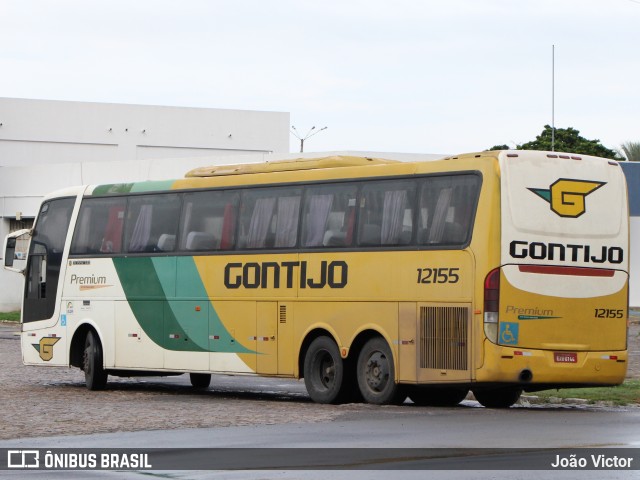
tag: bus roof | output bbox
[80,150,621,198]
[184,155,399,178]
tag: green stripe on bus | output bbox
[92,180,176,196]
[130,180,176,193]
[113,256,252,354]
[92,183,135,196]
[173,257,253,354]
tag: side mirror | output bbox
[3,229,31,273]
[4,238,16,267]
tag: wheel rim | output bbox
[317,350,336,389]
[364,351,390,392]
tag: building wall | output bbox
[0,97,290,311]
[619,162,640,307]
[0,97,289,165]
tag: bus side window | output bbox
[301,184,357,248]
[179,190,239,251]
[418,175,481,247]
[238,187,301,249]
[357,179,415,246]
[124,194,182,253]
[71,197,126,255]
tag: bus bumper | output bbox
[477,341,628,386]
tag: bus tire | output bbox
[83,330,108,391]
[189,373,211,389]
[408,387,469,407]
[473,387,522,408]
[357,337,405,405]
[303,336,345,404]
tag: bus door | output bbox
[23,198,76,324]
[256,302,277,374]
[255,302,295,375]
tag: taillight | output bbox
[484,268,500,342]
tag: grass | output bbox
[532,380,640,406]
[0,311,20,322]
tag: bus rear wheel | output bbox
[83,330,108,391]
[357,337,405,405]
[303,336,345,404]
[408,387,469,407]
[473,387,522,408]
[189,373,211,389]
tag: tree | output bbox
[486,125,621,160]
[486,144,511,151]
[619,141,640,162]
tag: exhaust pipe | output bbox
[519,369,533,383]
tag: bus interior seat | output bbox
[359,224,381,246]
[399,228,413,244]
[185,231,217,251]
[441,221,464,244]
[156,234,176,252]
[322,211,346,246]
[323,230,346,247]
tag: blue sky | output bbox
[1,0,638,155]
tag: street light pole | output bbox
[290,125,327,152]
[551,44,555,152]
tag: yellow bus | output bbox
[3,151,629,408]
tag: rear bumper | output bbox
[477,340,627,386]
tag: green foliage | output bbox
[0,311,20,322]
[488,125,622,160]
[485,144,511,151]
[620,141,640,162]
[518,125,621,160]
[533,380,640,406]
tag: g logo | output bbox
[32,337,60,361]
[529,179,605,218]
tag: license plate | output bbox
[554,352,577,363]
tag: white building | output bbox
[0,97,290,310]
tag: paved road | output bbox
[1,321,640,441]
[2,321,640,479]
[2,398,640,479]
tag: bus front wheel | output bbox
[473,387,522,408]
[303,336,345,404]
[189,373,212,389]
[357,337,405,405]
[83,330,108,391]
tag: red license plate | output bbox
[554,352,577,363]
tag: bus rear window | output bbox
[417,175,481,247]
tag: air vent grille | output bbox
[419,306,469,370]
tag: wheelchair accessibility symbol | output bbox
[499,322,519,345]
